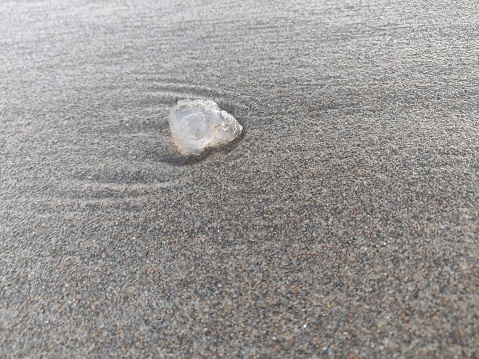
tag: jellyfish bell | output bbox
[168,99,243,156]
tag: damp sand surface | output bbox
[1,0,479,357]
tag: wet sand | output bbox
[1,0,479,357]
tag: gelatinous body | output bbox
[168,99,243,156]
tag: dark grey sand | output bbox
[1,0,479,357]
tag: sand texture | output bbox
[1,0,479,357]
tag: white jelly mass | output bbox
[168,99,243,156]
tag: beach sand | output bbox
[1,0,478,357]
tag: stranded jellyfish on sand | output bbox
[168,99,243,156]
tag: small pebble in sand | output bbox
[168,99,243,156]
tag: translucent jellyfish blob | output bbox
[168,99,243,156]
